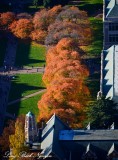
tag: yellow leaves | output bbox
[9,119,26,159]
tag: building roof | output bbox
[107,4,118,17]
[105,0,118,18]
[39,115,118,160]
[40,114,70,159]
[59,129,118,141]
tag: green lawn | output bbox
[15,41,46,67]
[82,17,103,57]
[88,17,103,57]
[7,93,44,118]
[69,0,103,16]
[8,73,45,102]
[0,37,7,66]
[24,5,44,13]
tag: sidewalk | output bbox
[0,66,45,75]
[8,89,46,105]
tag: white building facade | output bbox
[101,45,118,103]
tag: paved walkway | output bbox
[8,89,46,106]
[0,66,45,75]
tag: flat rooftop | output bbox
[59,130,118,141]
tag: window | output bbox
[109,35,118,42]
[109,23,118,31]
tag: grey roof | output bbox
[107,5,118,17]
[41,114,70,159]
[59,129,118,141]
[40,115,118,160]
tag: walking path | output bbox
[8,89,46,106]
[0,66,44,75]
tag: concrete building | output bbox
[104,0,118,49]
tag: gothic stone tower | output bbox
[25,111,37,143]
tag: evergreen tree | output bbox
[85,96,118,129]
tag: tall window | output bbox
[109,23,118,31]
[109,34,118,42]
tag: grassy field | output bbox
[25,5,44,13]
[15,41,46,67]
[7,93,44,118]
[8,73,45,102]
[0,37,7,66]
[88,17,103,57]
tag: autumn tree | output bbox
[0,120,15,157]
[33,6,62,31]
[0,12,15,29]
[9,19,33,39]
[30,29,47,43]
[38,38,90,128]
[9,115,28,160]
[45,6,91,45]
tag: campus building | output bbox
[100,45,118,103]
[104,0,118,49]
[25,113,118,160]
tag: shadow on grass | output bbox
[7,93,44,117]
[86,72,100,99]
[15,40,46,67]
[79,3,103,16]
[0,37,7,67]
[8,79,45,116]
[8,82,45,101]
[0,4,12,12]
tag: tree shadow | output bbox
[83,57,101,98]
[15,39,46,67]
[7,79,45,116]
[79,3,103,16]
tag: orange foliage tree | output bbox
[45,6,91,45]
[33,5,62,31]
[0,12,15,29]
[38,38,90,128]
[9,19,33,39]
[30,30,47,43]
[31,5,62,42]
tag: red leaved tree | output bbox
[38,38,90,128]
[9,19,33,39]
[0,12,15,29]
